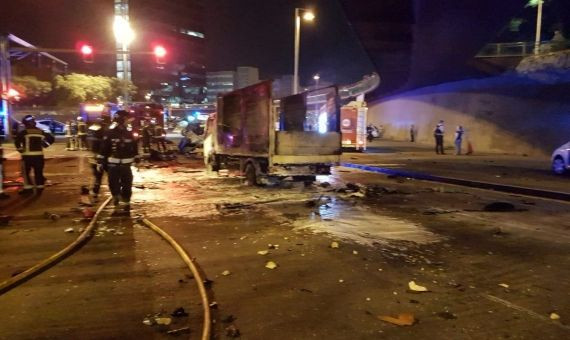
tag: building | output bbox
[114,0,207,104]
[272,75,294,99]
[206,71,236,103]
[236,66,259,89]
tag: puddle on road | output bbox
[286,199,442,245]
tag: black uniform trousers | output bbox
[107,163,133,202]
[435,135,444,154]
[91,163,106,195]
[22,155,45,189]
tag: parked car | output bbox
[36,119,67,135]
[551,142,570,175]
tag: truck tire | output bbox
[245,163,257,186]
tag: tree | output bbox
[12,76,52,104]
[53,73,137,105]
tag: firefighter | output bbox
[65,120,75,150]
[87,115,110,200]
[14,115,55,194]
[77,116,88,150]
[141,118,153,155]
[151,118,167,153]
[100,110,139,212]
[0,119,8,199]
[70,119,78,151]
[434,120,445,155]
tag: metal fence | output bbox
[476,41,569,58]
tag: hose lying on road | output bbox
[0,196,112,295]
[141,218,211,340]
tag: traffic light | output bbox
[154,45,167,65]
[80,44,94,63]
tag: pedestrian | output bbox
[14,115,55,194]
[0,119,9,199]
[434,120,445,154]
[87,115,110,201]
[410,124,415,142]
[454,125,464,155]
[77,116,88,150]
[100,110,139,212]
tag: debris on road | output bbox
[352,250,359,255]
[265,261,278,269]
[257,250,269,256]
[408,281,429,292]
[166,327,190,335]
[222,270,231,276]
[155,317,172,326]
[484,202,516,212]
[437,311,457,320]
[43,212,61,221]
[64,227,74,233]
[550,312,560,320]
[142,318,154,326]
[209,301,218,309]
[377,313,416,326]
[498,283,510,289]
[423,208,458,215]
[222,315,237,323]
[171,307,189,318]
[330,241,340,249]
[225,324,241,338]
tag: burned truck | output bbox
[203,80,342,185]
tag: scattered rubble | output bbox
[222,270,231,276]
[330,241,339,249]
[498,283,510,289]
[171,307,189,318]
[408,281,429,292]
[166,327,190,335]
[265,261,278,269]
[257,250,269,256]
[436,311,457,320]
[550,312,560,320]
[225,324,241,338]
[64,227,74,233]
[377,313,416,326]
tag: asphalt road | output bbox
[0,144,568,339]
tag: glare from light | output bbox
[84,104,105,112]
[113,16,135,46]
[7,88,20,98]
[80,45,93,55]
[318,112,327,134]
[303,11,316,21]
[313,74,320,81]
[154,45,167,58]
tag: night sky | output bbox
[0,0,375,87]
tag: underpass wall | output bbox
[367,76,570,156]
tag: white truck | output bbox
[203,81,342,185]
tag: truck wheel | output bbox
[245,163,257,186]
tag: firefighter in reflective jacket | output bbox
[141,119,152,154]
[87,115,110,200]
[14,115,55,194]
[65,120,76,151]
[0,119,8,199]
[151,118,167,153]
[100,110,139,211]
[77,116,88,150]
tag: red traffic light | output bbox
[79,44,94,63]
[154,46,167,58]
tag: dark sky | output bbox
[0,0,375,87]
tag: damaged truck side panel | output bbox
[203,81,342,185]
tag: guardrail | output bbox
[477,41,569,58]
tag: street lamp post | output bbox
[313,74,320,89]
[293,8,315,95]
[534,0,543,55]
[113,15,135,106]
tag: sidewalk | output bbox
[342,140,567,193]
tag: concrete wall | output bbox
[367,76,570,156]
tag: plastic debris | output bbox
[352,250,359,255]
[155,317,172,326]
[330,241,339,249]
[64,227,74,233]
[378,313,416,326]
[167,327,190,335]
[338,279,344,283]
[222,270,231,276]
[408,281,429,292]
[142,318,154,326]
[498,283,510,289]
[225,324,241,338]
[265,261,278,269]
[171,307,189,318]
[257,250,269,256]
[550,313,560,320]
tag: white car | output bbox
[551,142,570,175]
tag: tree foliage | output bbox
[12,76,52,102]
[53,73,137,105]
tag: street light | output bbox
[293,8,315,94]
[113,16,135,105]
[313,74,320,89]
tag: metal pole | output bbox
[293,8,301,95]
[122,42,129,105]
[534,0,543,55]
[0,35,12,139]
